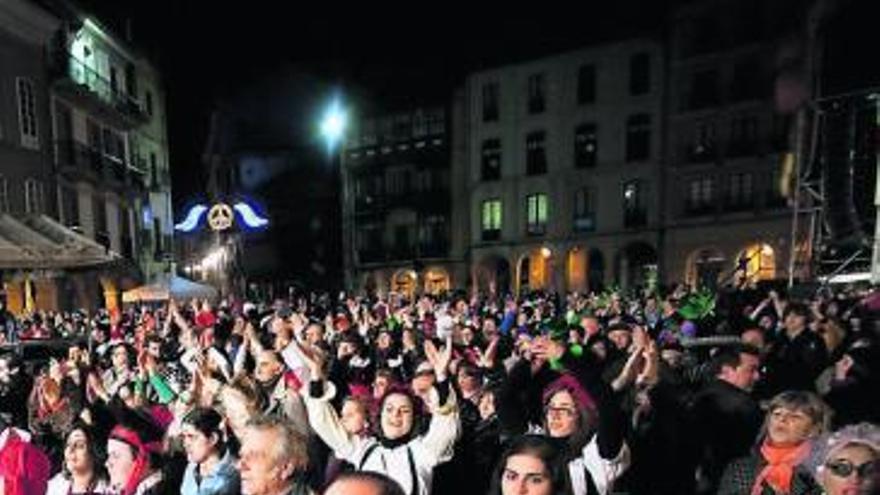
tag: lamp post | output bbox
[319,98,351,292]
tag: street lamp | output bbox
[320,99,347,151]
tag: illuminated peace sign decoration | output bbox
[207,204,234,231]
[175,200,269,233]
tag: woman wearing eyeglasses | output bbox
[718,390,831,495]
[495,335,628,495]
[810,422,879,495]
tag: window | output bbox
[153,218,162,258]
[393,225,413,253]
[574,187,597,232]
[150,152,158,185]
[686,177,715,215]
[729,115,758,156]
[527,73,545,114]
[772,114,793,151]
[110,67,119,94]
[577,64,596,104]
[481,199,502,241]
[526,131,547,175]
[145,90,154,116]
[0,177,8,213]
[767,167,787,207]
[120,206,133,258]
[688,69,720,110]
[419,216,448,256]
[689,119,717,162]
[623,180,646,228]
[526,193,548,236]
[24,179,44,214]
[62,186,79,227]
[102,128,125,163]
[575,123,598,168]
[629,53,651,95]
[481,139,502,181]
[386,168,410,196]
[626,114,651,162]
[728,172,754,209]
[93,195,107,237]
[16,78,38,150]
[482,82,499,122]
[731,57,762,101]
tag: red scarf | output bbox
[110,426,162,495]
[752,440,812,495]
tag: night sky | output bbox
[71,3,673,211]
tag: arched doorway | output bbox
[686,248,725,290]
[423,267,450,295]
[587,248,605,294]
[476,255,512,295]
[615,242,657,291]
[363,273,378,297]
[567,247,588,293]
[735,243,776,286]
[517,247,553,294]
[391,270,417,298]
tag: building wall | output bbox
[661,0,805,286]
[462,39,665,294]
[0,2,58,218]
[342,106,459,296]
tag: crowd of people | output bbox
[0,282,877,495]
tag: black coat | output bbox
[759,330,828,398]
[718,453,821,495]
[689,379,763,494]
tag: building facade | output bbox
[662,0,809,289]
[0,0,174,314]
[341,106,467,297]
[459,39,665,295]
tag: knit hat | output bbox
[807,422,880,476]
[542,373,598,423]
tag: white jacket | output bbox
[302,381,459,495]
[567,434,630,495]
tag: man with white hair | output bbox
[238,415,312,495]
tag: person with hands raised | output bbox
[298,335,459,495]
[496,331,629,495]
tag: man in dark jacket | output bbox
[759,303,828,398]
[689,345,764,495]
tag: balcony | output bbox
[52,54,148,130]
[683,201,716,217]
[55,140,102,179]
[481,229,501,242]
[149,169,172,191]
[726,140,760,158]
[526,223,547,237]
[419,241,449,258]
[358,248,385,264]
[389,245,416,261]
[573,213,596,233]
[683,142,718,164]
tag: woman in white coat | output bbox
[297,337,459,495]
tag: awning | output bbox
[122,275,218,303]
[0,214,117,269]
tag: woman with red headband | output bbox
[105,414,166,495]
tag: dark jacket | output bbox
[759,330,827,398]
[718,452,821,495]
[689,379,763,494]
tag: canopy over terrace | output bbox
[0,214,117,269]
[122,275,218,303]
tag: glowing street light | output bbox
[320,99,347,150]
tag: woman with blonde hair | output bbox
[719,390,831,495]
